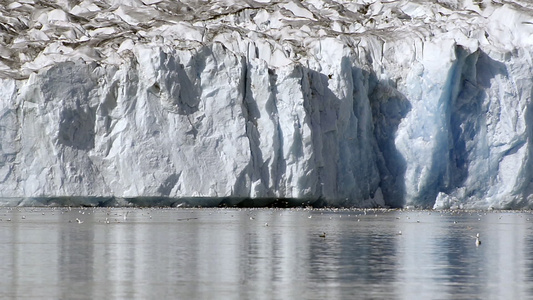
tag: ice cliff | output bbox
[1,0,533,209]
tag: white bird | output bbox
[475,233,481,246]
[76,218,83,224]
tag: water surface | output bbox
[1,208,532,299]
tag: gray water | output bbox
[1,207,533,299]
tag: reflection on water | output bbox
[1,208,533,299]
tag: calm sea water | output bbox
[1,207,532,299]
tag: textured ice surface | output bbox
[0,0,532,208]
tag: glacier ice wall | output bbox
[0,0,532,208]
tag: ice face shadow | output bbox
[446,49,508,199]
[368,72,411,208]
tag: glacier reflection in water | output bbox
[1,207,533,299]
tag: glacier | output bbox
[0,0,533,209]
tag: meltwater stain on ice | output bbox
[58,108,96,150]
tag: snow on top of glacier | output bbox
[0,0,532,78]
